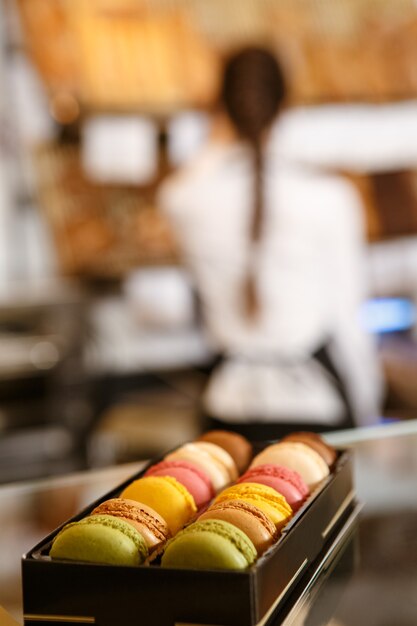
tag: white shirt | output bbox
[159,133,383,427]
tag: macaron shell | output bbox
[165,443,230,491]
[91,499,170,550]
[214,483,292,530]
[161,519,256,570]
[229,497,287,530]
[240,464,309,497]
[199,500,278,555]
[125,519,166,551]
[238,464,309,511]
[239,475,306,511]
[198,430,253,473]
[145,460,214,508]
[121,476,197,535]
[194,441,238,482]
[282,432,337,467]
[50,515,148,566]
[250,442,330,490]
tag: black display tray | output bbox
[22,446,356,626]
[270,500,361,626]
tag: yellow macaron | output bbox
[213,483,292,531]
[121,476,197,535]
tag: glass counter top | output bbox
[1,420,417,625]
[283,420,417,626]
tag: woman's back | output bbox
[159,45,382,432]
[160,137,364,360]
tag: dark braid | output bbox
[220,47,286,319]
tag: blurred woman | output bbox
[159,46,383,440]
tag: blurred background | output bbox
[1,0,417,484]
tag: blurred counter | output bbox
[1,421,417,625]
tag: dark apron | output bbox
[201,344,355,442]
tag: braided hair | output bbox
[220,47,286,319]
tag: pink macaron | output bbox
[145,460,215,508]
[238,464,309,511]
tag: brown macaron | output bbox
[198,430,253,474]
[198,499,278,556]
[90,498,171,552]
[282,432,337,468]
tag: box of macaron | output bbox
[22,430,359,625]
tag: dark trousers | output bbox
[201,345,355,442]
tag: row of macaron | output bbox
[49,430,337,569]
[49,430,251,566]
[160,432,337,569]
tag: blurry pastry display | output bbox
[348,170,417,242]
[16,0,78,93]
[16,0,220,113]
[15,0,417,109]
[33,140,417,278]
[268,0,417,103]
[72,2,220,110]
[370,171,417,240]
[33,143,179,278]
[16,0,417,281]
[133,205,178,262]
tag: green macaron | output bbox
[50,514,148,566]
[161,519,257,570]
